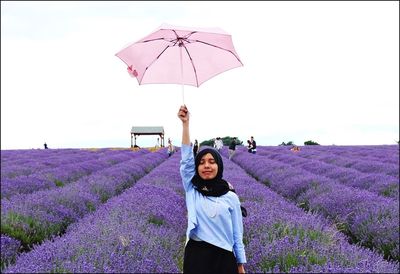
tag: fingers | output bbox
[178,105,188,116]
[179,105,188,113]
[178,105,190,124]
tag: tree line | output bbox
[200,137,320,147]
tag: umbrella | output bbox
[115,23,243,103]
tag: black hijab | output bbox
[191,147,248,217]
[191,148,230,197]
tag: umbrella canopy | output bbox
[115,23,243,88]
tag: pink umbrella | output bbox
[115,23,243,103]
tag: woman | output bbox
[178,105,246,274]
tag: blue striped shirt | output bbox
[179,144,246,264]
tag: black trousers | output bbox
[183,239,238,274]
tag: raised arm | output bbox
[178,105,190,145]
[178,105,195,192]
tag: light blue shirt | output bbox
[180,144,246,264]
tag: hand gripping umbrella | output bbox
[115,23,243,103]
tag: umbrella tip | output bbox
[127,65,138,78]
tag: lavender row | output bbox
[289,145,398,165]
[287,147,399,179]
[1,148,96,162]
[1,149,112,179]
[230,149,399,262]
[1,148,143,180]
[221,153,398,272]
[322,145,399,165]
[257,145,399,165]
[254,147,398,198]
[3,152,186,273]
[4,149,398,273]
[257,145,399,175]
[0,149,168,260]
[0,149,167,270]
[1,150,148,200]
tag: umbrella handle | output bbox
[182,83,185,104]
[180,45,185,104]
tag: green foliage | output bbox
[304,140,320,145]
[54,179,65,187]
[148,215,164,226]
[257,223,330,272]
[221,136,243,146]
[200,139,214,146]
[1,212,64,248]
[200,136,243,147]
[380,184,398,197]
[86,201,96,212]
[272,223,331,243]
[259,250,327,272]
[298,201,310,212]
[263,179,271,188]
[90,184,112,203]
[1,252,18,271]
[279,141,294,146]
[174,238,187,273]
[50,266,71,274]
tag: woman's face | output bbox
[198,153,218,180]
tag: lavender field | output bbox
[1,145,399,273]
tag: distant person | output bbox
[193,139,199,157]
[155,137,160,148]
[246,140,252,153]
[290,146,300,152]
[177,105,246,274]
[44,142,48,149]
[167,138,175,157]
[250,136,256,154]
[228,137,237,160]
[215,137,223,152]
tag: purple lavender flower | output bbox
[1,149,168,253]
[2,146,398,273]
[232,148,400,261]
[1,235,21,270]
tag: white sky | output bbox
[1,1,399,149]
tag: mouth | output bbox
[202,171,213,175]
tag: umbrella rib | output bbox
[141,37,176,43]
[181,44,199,87]
[170,29,200,86]
[140,44,177,84]
[194,40,243,65]
[171,30,197,39]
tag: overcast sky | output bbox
[1,1,399,149]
